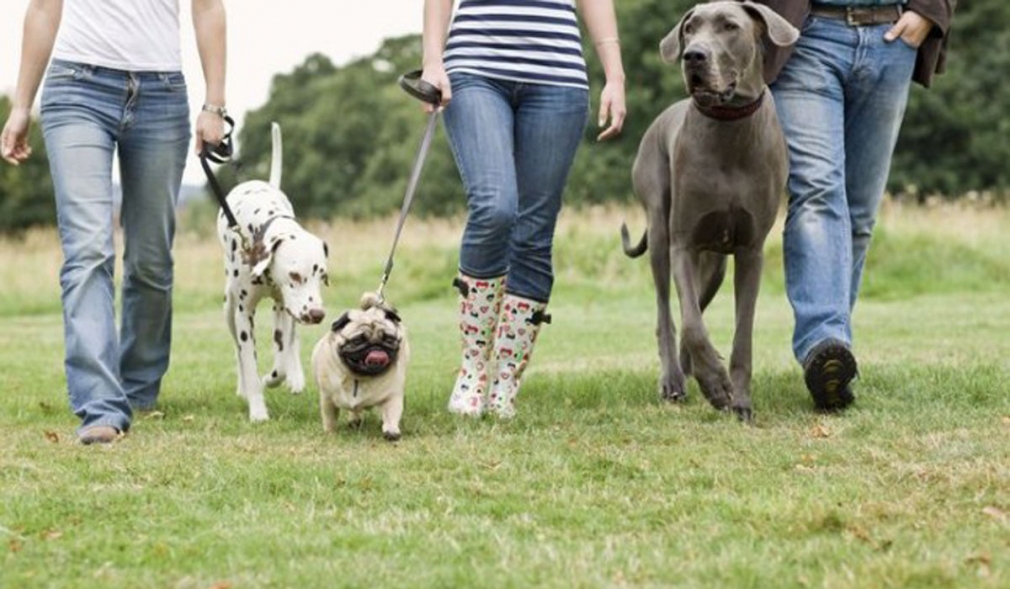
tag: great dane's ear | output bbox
[330,311,351,333]
[741,1,799,47]
[659,7,695,64]
[251,236,284,278]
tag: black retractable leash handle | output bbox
[376,70,443,303]
[199,115,245,244]
[398,69,443,106]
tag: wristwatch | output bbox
[201,103,228,118]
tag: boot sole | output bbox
[804,344,857,411]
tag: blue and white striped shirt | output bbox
[444,0,589,89]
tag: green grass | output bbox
[1,204,1008,588]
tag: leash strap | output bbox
[376,71,443,303]
[376,111,438,302]
[198,115,247,246]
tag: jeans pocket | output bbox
[160,72,187,92]
[46,63,79,82]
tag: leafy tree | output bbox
[891,0,1010,198]
[0,96,55,235]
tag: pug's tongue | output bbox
[365,349,389,367]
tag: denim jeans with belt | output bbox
[442,72,589,303]
[40,59,190,434]
[770,16,916,363]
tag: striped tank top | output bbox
[443,0,589,89]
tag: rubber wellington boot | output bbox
[447,274,505,416]
[487,294,550,419]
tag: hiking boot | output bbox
[803,339,857,411]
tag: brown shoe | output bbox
[78,425,121,445]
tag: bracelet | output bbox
[594,36,620,46]
[201,103,228,118]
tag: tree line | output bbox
[1,0,1006,234]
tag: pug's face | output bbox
[330,305,403,377]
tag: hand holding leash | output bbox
[199,115,247,248]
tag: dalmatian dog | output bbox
[217,123,330,422]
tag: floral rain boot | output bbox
[447,274,505,416]
[487,294,550,419]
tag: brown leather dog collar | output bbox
[693,91,765,121]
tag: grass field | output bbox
[1,202,1008,588]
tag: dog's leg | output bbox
[234,308,269,422]
[650,214,687,402]
[672,246,733,410]
[380,395,404,441]
[264,304,304,394]
[264,302,287,389]
[681,252,727,377]
[728,248,763,422]
[285,322,305,394]
[634,137,687,403]
[224,288,243,398]
[319,391,339,433]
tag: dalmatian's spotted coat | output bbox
[217,123,330,422]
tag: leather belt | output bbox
[810,4,903,26]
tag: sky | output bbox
[1,0,425,183]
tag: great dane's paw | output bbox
[731,402,753,423]
[263,369,285,389]
[659,371,688,403]
[695,372,733,411]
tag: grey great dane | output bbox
[621,1,799,420]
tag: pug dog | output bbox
[311,292,409,440]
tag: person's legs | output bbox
[486,82,588,417]
[40,61,131,436]
[442,73,516,415]
[117,71,190,411]
[844,27,917,308]
[508,83,588,302]
[443,73,518,281]
[771,17,854,364]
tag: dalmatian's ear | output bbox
[251,236,284,278]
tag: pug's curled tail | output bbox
[620,222,647,258]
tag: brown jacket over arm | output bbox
[756,0,956,88]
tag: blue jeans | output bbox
[770,17,917,363]
[40,59,190,434]
[443,73,589,303]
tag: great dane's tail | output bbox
[269,122,283,189]
[620,222,648,258]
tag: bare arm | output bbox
[192,0,227,154]
[1,0,63,165]
[577,0,626,141]
[421,0,454,112]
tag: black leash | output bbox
[198,115,248,248]
[376,70,443,304]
